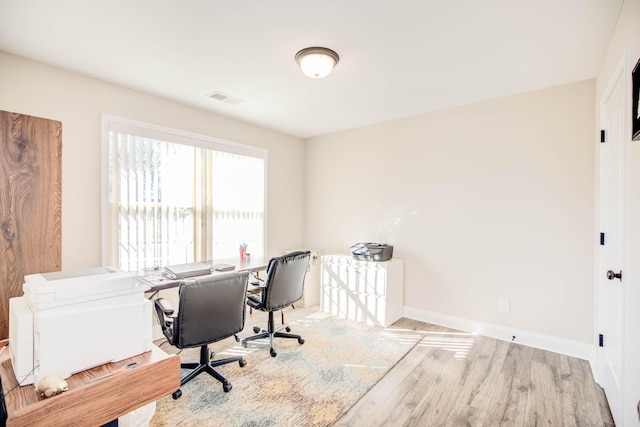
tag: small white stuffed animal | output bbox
[35,373,69,398]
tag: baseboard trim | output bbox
[403,305,595,363]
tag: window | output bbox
[102,117,266,272]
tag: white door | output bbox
[598,60,627,425]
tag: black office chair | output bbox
[241,251,311,357]
[154,271,249,398]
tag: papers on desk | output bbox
[163,263,212,279]
[211,263,235,272]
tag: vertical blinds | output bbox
[105,119,265,272]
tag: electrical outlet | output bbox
[499,298,510,312]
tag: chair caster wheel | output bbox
[223,382,232,393]
[172,389,182,400]
[270,348,277,357]
[298,338,305,345]
[285,326,291,332]
[241,340,247,348]
[239,358,247,368]
[253,326,261,333]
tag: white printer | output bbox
[9,267,152,385]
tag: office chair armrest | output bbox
[249,270,264,285]
[154,297,175,316]
[249,277,264,286]
[248,280,266,297]
[247,294,263,309]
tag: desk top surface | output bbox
[138,256,270,292]
[0,345,180,427]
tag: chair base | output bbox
[241,311,304,357]
[174,343,246,398]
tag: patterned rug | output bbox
[150,310,418,427]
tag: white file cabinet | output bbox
[320,255,404,327]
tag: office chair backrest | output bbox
[175,271,249,349]
[262,251,311,311]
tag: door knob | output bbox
[606,270,622,281]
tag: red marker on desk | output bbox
[86,361,139,383]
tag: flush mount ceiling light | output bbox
[295,47,339,78]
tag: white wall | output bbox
[0,51,306,269]
[305,80,595,344]
[595,0,640,425]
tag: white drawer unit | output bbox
[320,255,404,327]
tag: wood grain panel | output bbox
[1,345,180,426]
[524,361,564,425]
[484,373,531,426]
[0,110,62,339]
[338,317,615,427]
[333,339,431,426]
[457,336,509,409]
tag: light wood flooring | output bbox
[335,317,614,427]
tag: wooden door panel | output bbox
[0,110,62,339]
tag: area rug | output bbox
[150,311,418,427]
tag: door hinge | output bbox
[599,334,604,347]
[600,232,605,245]
[601,130,606,143]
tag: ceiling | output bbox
[0,1,623,139]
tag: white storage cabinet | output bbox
[320,255,404,327]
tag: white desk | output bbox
[138,256,270,293]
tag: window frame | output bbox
[100,115,268,269]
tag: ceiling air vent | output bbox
[207,91,244,105]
